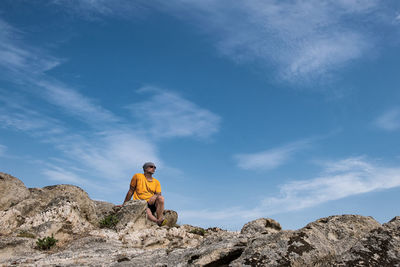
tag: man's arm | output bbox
[122,185,135,204]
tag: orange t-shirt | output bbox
[130,173,161,201]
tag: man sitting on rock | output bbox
[122,162,166,226]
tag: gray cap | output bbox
[143,162,156,170]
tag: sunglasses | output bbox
[148,166,156,169]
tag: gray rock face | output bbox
[232,215,382,266]
[332,216,400,266]
[1,172,399,266]
[0,172,30,210]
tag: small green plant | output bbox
[99,214,119,229]
[36,234,58,250]
[17,231,36,239]
[189,228,206,236]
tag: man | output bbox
[122,162,166,226]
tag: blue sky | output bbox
[1,0,400,230]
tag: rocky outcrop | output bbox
[231,215,382,266]
[241,218,281,235]
[0,172,30,210]
[0,172,399,266]
[331,216,400,266]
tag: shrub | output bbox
[17,231,36,239]
[99,214,119,229]
[36,234,58,250]
[189,228,206,236]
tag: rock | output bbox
[94,200,115,219]
[0,183,98,242]
[0,172,30,211]
[163,209,178,228]
[115,200,148,231]
[332,216,400,266]
[241,217,281,235]
[1,172,400,266]
[232,215,381,266]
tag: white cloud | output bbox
[261,157,400,213]
[36,80,119,126]
[43,167,89,184]
[54,130,160,179]
[0,18,61,79]
[51,0,395,84]
[234,140,309,170]
[52,0,150,19]
[0,144,6,156]
[154,0,379,83]
[0,92,65,135]
[128,86,221,139]
[181,156,400,223]
[0,17,160,184]
[42,165,113,193]
[374,108,400,131]
[0,18,117,129]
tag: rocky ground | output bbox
[1,172,399,266]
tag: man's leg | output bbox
[155,195,165,224]
[146,207,158,223]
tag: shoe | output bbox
[158,219,167,226]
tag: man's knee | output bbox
[157,195,164,204]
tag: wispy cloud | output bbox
[127,86,221,139]
[52,130,160,180]
[181,156,400,223]
[0,16,221,189]
[0,91,65,135]
[155,0,381,84]
[51,1,396,85]
[0,16,161,186]
[0,18,61,80]
[52,0,150,20]
[234,140,310,170]
[42,164,115,193]
[0,144,6,157]
[37,80,119,126]
[262,157,400,213]
[374,107,400,131]
[43,166,91,184]
[0,17,116,128]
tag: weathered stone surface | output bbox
[115,200,148,231]
[232,215,382,266]
[94,200,115,219]
[163,209,178,227]
[0,172,30,211]
[241,217,281,235]
[331,216,400,266]
[0,183,98,241]
[1,172,399,266]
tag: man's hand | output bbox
[148,194,157,205]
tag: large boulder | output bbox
[232,215,381,266]
[332,216,400,266]
[0,172,30,211]
[115,200,148,231]
[0,182,98,241]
